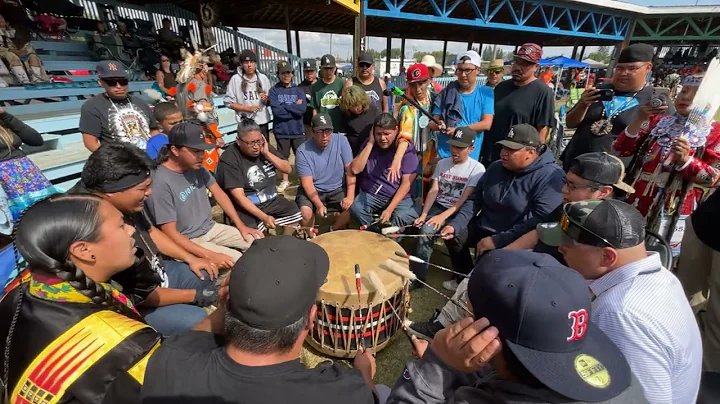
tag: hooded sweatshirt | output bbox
[268,82,307,139]
[223,70,272,125]
[387,349,649,404]
[451,147,564,248]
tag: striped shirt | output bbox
[590,252,702,404]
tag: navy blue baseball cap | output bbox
[468,250,631,402]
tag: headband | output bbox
[93,171,151,193]
[682,74,703,87]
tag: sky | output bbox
[238,0,718,64]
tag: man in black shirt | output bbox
[677,190,720,372]
[561,43,654,171]
[69,143,218,336]
[298,59,318,138]
[141,236,380,404]
[80,61,159,152]
[480,43,554,164]
[216,120,302,232]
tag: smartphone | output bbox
[651,87,670,109]
[595,82,615,102]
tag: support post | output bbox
[353,0,367,73]
[467,40,473,51]
[579,46,587,60]
[295,30,301,57]
[571,45,578,59]
[400,37,406,75]
[386,36,392,74]
[441,40,448,72]
[607,17,635,78]
[284,4,293,54]
[477,43,483,57]
[198,3,207,48]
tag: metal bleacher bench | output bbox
[0,39,240,191]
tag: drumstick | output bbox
[381,225,411,235]
[354,264,362,303]
[368,271,412,330]
[394,251,470,279]
[388,234,446,239]
[281,225,319,234]
[383,259,472,316]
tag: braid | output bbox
[55,260,133,316]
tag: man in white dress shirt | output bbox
[537,199,702,404]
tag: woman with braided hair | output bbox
[0,193,161,403]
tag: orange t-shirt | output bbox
[541,71,553,84]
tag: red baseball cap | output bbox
[515,43,543,64]
[407,63,430,83]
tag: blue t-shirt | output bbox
[146,133,169,160]
[296,134,353,193]
[433,85,494,160]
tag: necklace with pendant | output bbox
[590,87,644,136]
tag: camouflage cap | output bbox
[537,199,645,249]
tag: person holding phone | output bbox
[561,43,654,171]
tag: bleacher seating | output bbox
[0,38,240,191]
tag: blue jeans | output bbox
[140,260,212,336]
[350,191,419,230]
[411,203,452,281]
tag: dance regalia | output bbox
[397,89,432,199]
[613,114,720,254]
[0,271,160,404]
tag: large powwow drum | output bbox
[308,230,410,358]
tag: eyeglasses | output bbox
[102,78,129,87]
[239,137,264,148]
[313,129,332,136]
[456,68,477,76]
[565,180,601,192]
[613,63,648,74]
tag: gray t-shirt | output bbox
[146,165,216,239]
[79,94,158,150]
[432,157,485,209]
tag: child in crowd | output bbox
[410,127,484,286]
[146,102,184,160]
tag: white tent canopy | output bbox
[583,58,608,69]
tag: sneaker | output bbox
[406,309,444,341]
[442,279,459,292]
[277,180,291,193]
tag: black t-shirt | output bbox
[298,79,316,125]
[481,79,555,164]
[691,190,720,252]
[561,86,653,171]
[79,94,159,150]
[112,211,164,305]
[216,144,282,206]
[532,204,567,265]
[140,331,376,404]
[345,106,380,156]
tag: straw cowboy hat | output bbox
[489,59,504,69]
[421,55,443,77]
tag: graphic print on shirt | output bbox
[245,160,277,205]
[365,90,380,105]
[278,93,299,104]
[107,103,150,149]
[320,91,340,110]
[436,172,470,207]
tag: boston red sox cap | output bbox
[228,236,329,329]
[468,250,632,402]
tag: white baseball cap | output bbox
[457,50,481,68]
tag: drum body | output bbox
[308,230,410,358]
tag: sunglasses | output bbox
[359,63,372,69]
[487,68,503,74]
[559,207,616,248]
[102,78,129,87]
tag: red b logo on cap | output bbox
[567,309,588,342]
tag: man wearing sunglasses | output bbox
[80,61,159,152]
[485,59,504,89]
[537,199,702,404]
[480,43,554,165]
[344,51,388,113]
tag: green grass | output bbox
[211,139,452,387]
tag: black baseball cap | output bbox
[447,126,476,148]
[302,59,317,71]
[96,60,128,79]
[311,113,333,131]
[167,122,216,151]
[320,54,336,68]
[228,236,329,329]
[469,250,632,402]
[570,152,635,194]
[358,51,373,65]
[537,199,645,249]
[497,123,540,150]
[239,49,257,63]
[277,60,293,74]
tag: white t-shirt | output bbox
[224,72,272,125]
[432,157,485,208]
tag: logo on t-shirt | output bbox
[320,90,339,110]
[179,183,198,202]
[108,102,151,149]
[366,90,380,102]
